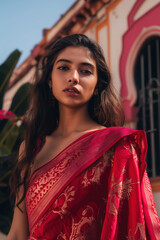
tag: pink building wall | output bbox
[119,2,160,121]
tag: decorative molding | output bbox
[105,0,123,67]
[126,26,160,106]
[128,0,145,27]
[119,3,160,120]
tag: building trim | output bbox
[119,3,160,121]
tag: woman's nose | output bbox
[68,70,79,84]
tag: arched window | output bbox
[134,36,160,177]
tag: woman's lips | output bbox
[63,87,80,96]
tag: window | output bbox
[134,36,160,177]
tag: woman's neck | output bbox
[54,104,100,137]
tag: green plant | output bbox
[0,50,31,234]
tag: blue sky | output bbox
[0,0,76,66]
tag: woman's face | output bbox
[51,46,97,108]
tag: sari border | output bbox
[29,128,107,183]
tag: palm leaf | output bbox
[0,144,10,156]
[9,83,31,116]
[0,121,17,148]
[0,49,21,109]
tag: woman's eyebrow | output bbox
[55,59,95,69]
[55,59,72,64]
[80,62,95,69]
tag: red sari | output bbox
[26,127,160,239]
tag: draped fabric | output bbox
[26,127,160,240]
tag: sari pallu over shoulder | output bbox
[100,131,160,240]
[26,127,160,239]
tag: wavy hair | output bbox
[10,34,124,206]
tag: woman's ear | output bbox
[48,80,52,89]
[93,88,98,96]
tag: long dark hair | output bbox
[11,34,124,206]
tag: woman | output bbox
[7,34,160,239]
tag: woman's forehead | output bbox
[55,46,96,65]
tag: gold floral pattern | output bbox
[26,148,85,215]
[108,140,141,218]
[69,205,95,239]
[103,147,115,167]
[28,153,109,239]
[108,169,133,217]
[26,157,70,214]
[82,147,114,187]
[52,185,75,219]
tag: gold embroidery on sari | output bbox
[57,232,68,240]
[70,205,95,239]
[127,222,146,240]
[28,185,76,239]
[26,147,86,216]
[55,205,96,240]
[108,167,140,217]
[108,140,141,218]
[82,147,114,187]
[103,147,115,167]
[52,185,75,219]
[124,143,139,165]
[26,157,70,214]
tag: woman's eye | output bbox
[80,69,92,74]
[57,66,69,71]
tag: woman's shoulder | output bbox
[102,126,146,142]
[113,128,147,168]
[95,126,146,144]
[99,127,147,161]
[116,127,147,147]
[112,127,146,150]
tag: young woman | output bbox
[7,34,160,240]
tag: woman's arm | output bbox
[7,198,29,240]
[7,142,29,240]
